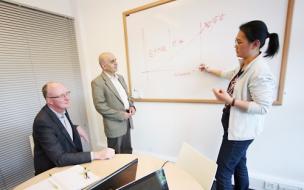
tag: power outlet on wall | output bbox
[264,181,279,190]
[278,184,302,190]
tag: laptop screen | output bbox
[85,158,138,190]
[117,168,169,190]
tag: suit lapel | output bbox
[101,72,124,104]
[65,112,83,151]
[44,106,76,148]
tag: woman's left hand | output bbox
[212,88,233,104]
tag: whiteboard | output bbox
[123,0,293,104]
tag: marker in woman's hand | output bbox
[198,64,208,72]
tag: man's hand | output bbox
[93,148,115,160]
[129,106,136,116]
[76,126,90,143]
[123,112,132,120]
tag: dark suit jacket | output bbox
[33,105,91,175]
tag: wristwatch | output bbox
[231,98,235,106]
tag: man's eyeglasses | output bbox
[48,91,71,99]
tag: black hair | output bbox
[239,20,279,57]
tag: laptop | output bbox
[84,158,138,190]
[117,168,169,190]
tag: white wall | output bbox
[72,1,304,188]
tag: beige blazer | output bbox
[91,72,134,138]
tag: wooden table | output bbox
[14,154,204,190]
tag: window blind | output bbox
[0,1,88,189]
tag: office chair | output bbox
[176,142,217,190]
[29,135,34,156]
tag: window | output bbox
[0,1,88,189]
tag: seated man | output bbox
[33,82,115,175]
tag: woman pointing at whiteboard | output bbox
[199,20,278,190]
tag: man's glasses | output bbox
[48,91,71,99]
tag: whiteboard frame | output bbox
[122,0,294,105]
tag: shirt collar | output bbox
[104,72,118,79]
[48,105,66,118]
[238,54,262,72]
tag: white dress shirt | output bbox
[105,72,130,109]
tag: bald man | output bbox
[91,52,136,154]
[33,82,114,175]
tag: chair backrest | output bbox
[176,143,217,190]
[29,135,34,156]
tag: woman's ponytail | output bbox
[265,33,279,57]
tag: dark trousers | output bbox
[215,108,253,190]
[107,123,132,154]
[216,132,253,190]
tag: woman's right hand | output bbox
[199,64,209,72]
[199,64,223,77]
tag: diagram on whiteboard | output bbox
[124,0,290,103]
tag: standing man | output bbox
[91,52,136,154]
[33,82,115,175]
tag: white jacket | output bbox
[220,55,276,140]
